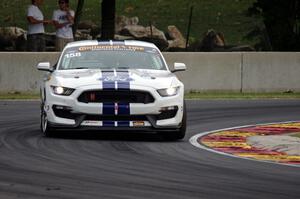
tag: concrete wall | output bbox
[242,52,300,92]
[164,53,242,92]
[0,52,59,93]
[0,52,299,93]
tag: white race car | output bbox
[37,40,186,139]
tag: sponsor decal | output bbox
[116,71,131,90]
[101,70,115,90]
[133,121,145,127]
[79,45,145,52]
[81,121,102,126]
[100,70,133,91]
[98,74,133,83]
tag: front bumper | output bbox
[43,84,184,130]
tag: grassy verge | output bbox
[0,92,39,100]
[1,92,300,100]
[291,133,300,138]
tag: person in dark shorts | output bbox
[52,0,75,51]
[26,0,52,51]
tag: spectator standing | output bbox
[52,0,75,51]
[27,0,52,51]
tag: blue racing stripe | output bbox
[97,41,111,45]
[112,41,125,45]
[118,102,130,115]
[103,121,114,127]
[117,121,130,127]
[116,70,130,90]
[103,82,115,90]
[117,82,130,90]
[100,64,131,128]
[103,102,115,115]
[97,40,125,46]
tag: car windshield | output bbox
[59,45,167,70]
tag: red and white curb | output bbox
[190,121,300,167]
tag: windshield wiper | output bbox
[72,67,89,69]
[116,67,129,69]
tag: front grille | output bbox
[78,90,155,104]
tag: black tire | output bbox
[163,101,187,140]
[40,103,54,137]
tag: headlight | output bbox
[157,86,180,97]
[51,86,75,96]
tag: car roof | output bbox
[65,40,158,49]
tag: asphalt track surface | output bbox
[0,100,300,199]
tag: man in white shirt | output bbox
[27,0,52,51]
[52,0,75,51]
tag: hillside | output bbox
[1,0,259,46]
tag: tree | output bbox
[73,0,85,37]
[248,0,300,51]
[73,0,115,40]
[101,0,115,40]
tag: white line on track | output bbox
[189,120,300,168]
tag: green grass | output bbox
[185,92,300,99]
[1,0,259,47]
[291,133,300,138]
[0,92,39,100]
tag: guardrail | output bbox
[0,52,299,92]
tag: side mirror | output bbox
[172,62,186,73]
[37,62,53,72]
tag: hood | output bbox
[52,69,176,89]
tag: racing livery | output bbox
[37,40,186,139]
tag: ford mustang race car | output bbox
[37,40,186,139]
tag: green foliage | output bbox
[248,0,300,51]
[116,0,257,45]
[186,91,300,99]
[1,0,257,46]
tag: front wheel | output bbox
[40,104,54,137]
[163,101,186,140]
